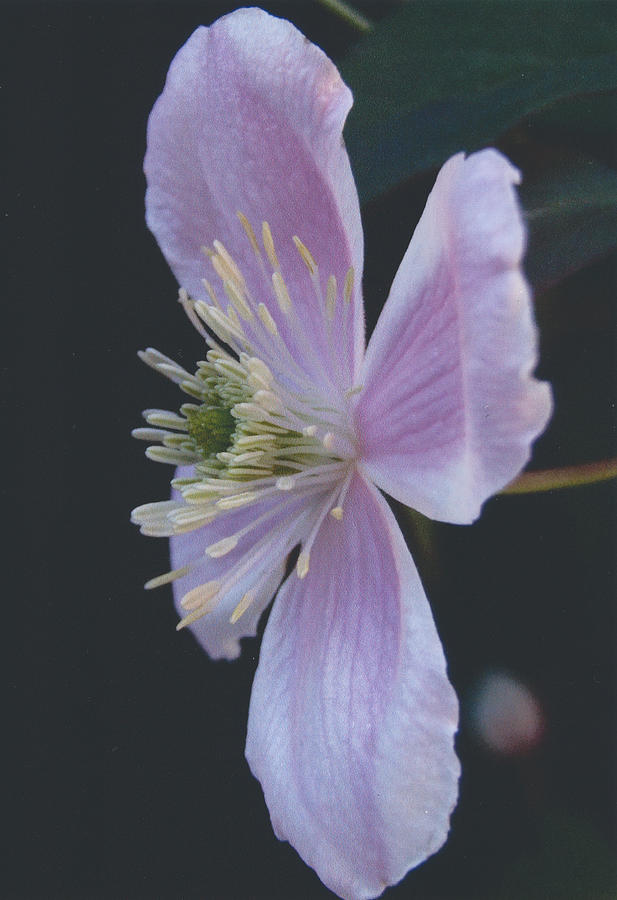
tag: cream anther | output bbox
[293,236,317,275]
[216,491,259,510]
[253,390,284,414]
[206,535,239,558]
[296,550,310,579]
[213,240,245,287]
[232,402,270,422]
[230,590,256,624]
[343,267,354,304]
[272,271,292,313]
[344,384,364,399]
[246,357,273,384]
[322,432,355,458]
[180,580,220,611]
[326,274,337,321]
[257,302,278,335]
[237,211,262,258]
[262,221,279,270]
[330,506,344,520]
[276,476,296,491]
[223,279,253,320]
[145,565,192,590]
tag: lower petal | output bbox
[245,472,459,899]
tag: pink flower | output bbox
[131,8,551,898]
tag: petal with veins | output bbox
[145,8,364,390]
[355,150,552,524]
[246,473,459,899]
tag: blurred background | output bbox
[5,1,616,897]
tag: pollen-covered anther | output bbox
[330,506,343,520]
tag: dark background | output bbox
[5,2,616,898]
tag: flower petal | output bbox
[169,468,313,660]
[145,9,364,389]
[245,472,459,899]
[355,150,552,524]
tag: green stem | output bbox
[316,0,374,33]
[501,458,617,494]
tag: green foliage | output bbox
[340,1,617,201]
[519,148,617,289]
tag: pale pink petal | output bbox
[145,9,364,389]
[355,150,552,524]
[245,473,459,899]
[169,467,315,660]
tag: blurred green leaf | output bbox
[520,152,617,289]
[340,1,617,200]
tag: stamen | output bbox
[179,580,220,612]
[237,211,262,259]
[178,288,209,339]
[296,550,310,579]
[262,221,279,270]
[131,427,169,441]
[223,279,253,320]
[257,302,278,335]
[145,565,191,590]
[213,240,245,288]
[253,390,284,414]
[344,267,354,305]
[216,491,259,510]
[276,476,296,490]
[322,432,355,458]
[144,409,189,430]
[202,279,223,309]
[344,384,363,399]
[145,446,201,465]
[206,535,239,558]
[326,274,337,321]
[293,236,317,275]
[245,356,273,385]
[229,590,255,624]
[330,506,343,520]
[272,271,292,313]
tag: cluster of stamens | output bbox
[132,214,358,630]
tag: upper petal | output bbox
[245,472,459,899]
[355,150,552,524]
[145,9,364,389]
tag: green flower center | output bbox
[185,403,236,458]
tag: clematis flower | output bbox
[131,8,552,899]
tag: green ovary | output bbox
[186,403,236,458]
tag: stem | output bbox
[501,458,617,494]
[316,0,374,33]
